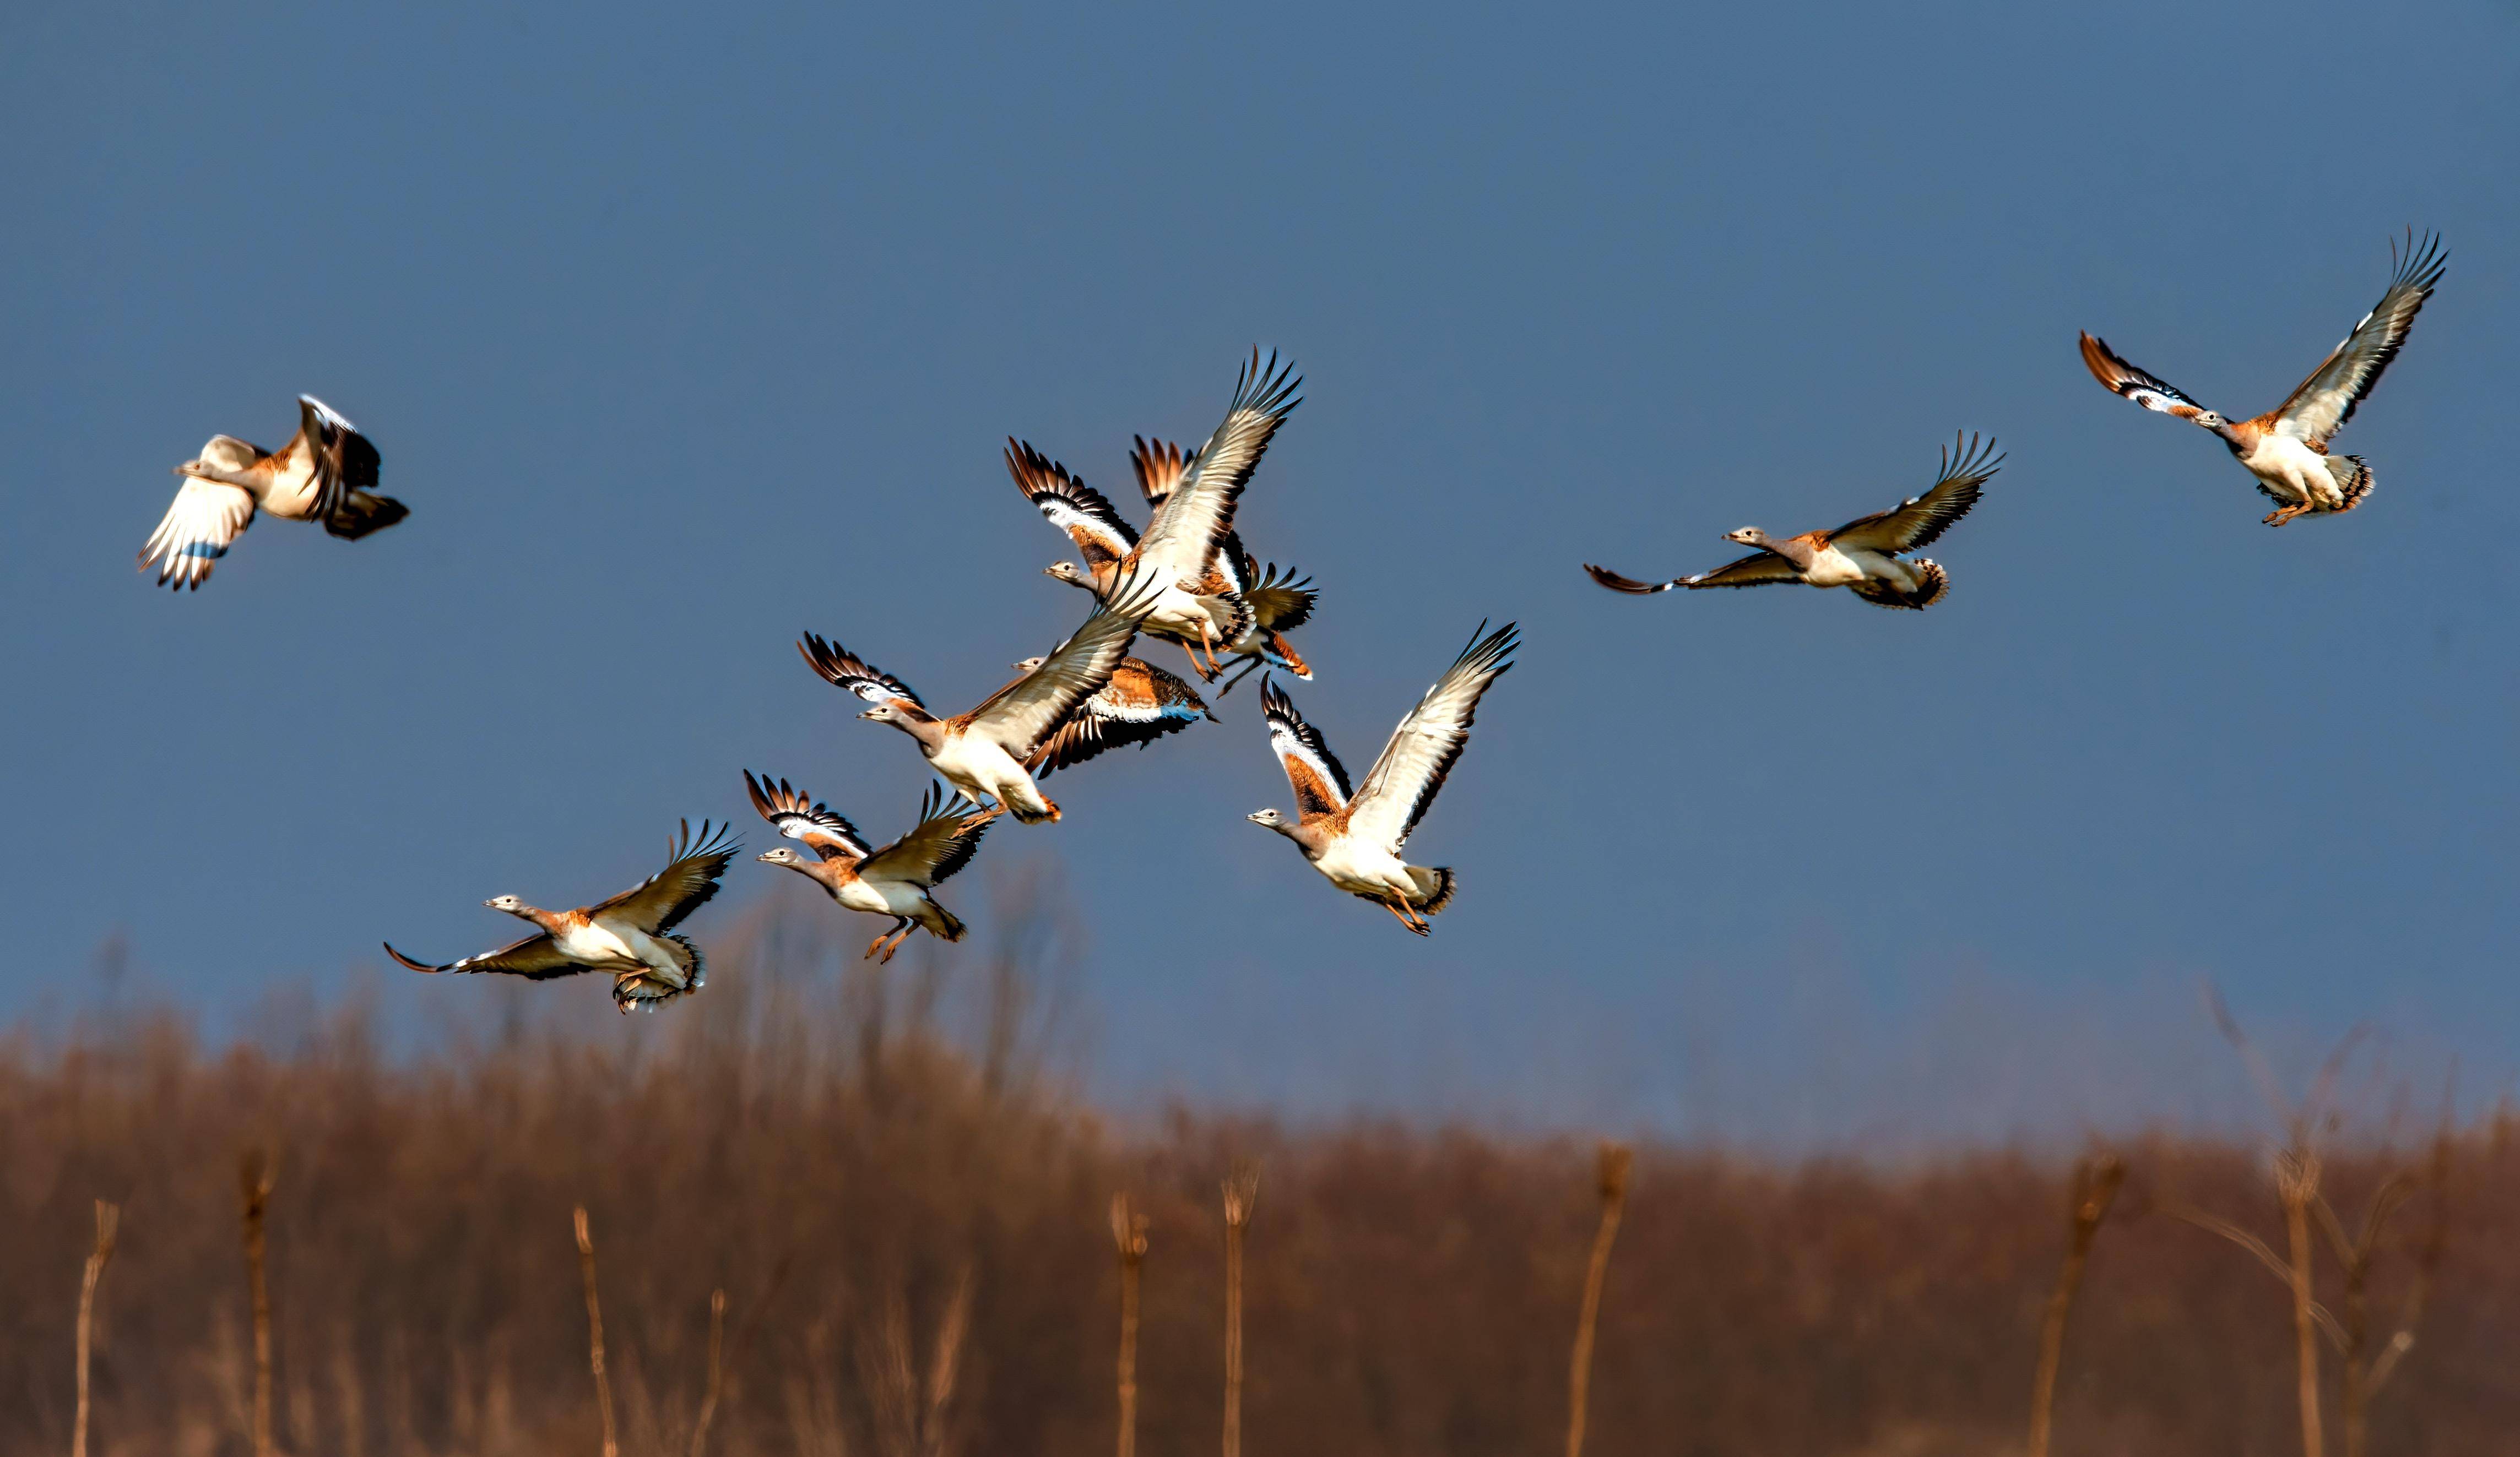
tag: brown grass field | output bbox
[5,894,2513,1457]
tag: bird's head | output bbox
[1247,808,1289,833]
[1044,561,1092,588]
[1009,655,1048,673]
[858,703,899,724]
[2191,410,2226,430]
[483,894,528,915]
[757,847,806,868]
[1724,526,1770,548]
[174,435,258,482]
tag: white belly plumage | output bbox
[2243,435,2332,506]
[927,732,1048,816]
[257,465,326,521]
[1312,837,1414,898]
[833,877,926,918]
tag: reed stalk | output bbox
[2278,1149,2326,1457]
[1221,1165,1260,1457]
[1565,1142,1631,1457]
[690,1287,727,1457]
[74,1198,120,1457]
[573,1206,619,1457]
[239,1150,277,1457]
[1112,1194,1148,1457]
[2027,1152,2124,1457]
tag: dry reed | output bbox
[237,1149,276,1457]
[1220,1164,1260,1457]
[1111,1193,1148,1457]
[691,1287,728,1457]
[2026,1152,2123,1457]
[573,1206,619,1457]
[1565,1141,1631,1457]
[73,1198,120,1457]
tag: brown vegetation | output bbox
[4,900,2516,1456]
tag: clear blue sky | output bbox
[5,1,2513,1144]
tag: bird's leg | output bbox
[1199,621,1229,676]
[1376,896,1428,936]
[876,918,915,964]
[1180,639,1218,682]
[2263,502,2307,528]
[863,927,894,961]
[1215,656,1264,696]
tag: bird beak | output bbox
[1246,812,1266,824]
[172,463,198,477]
[481,899,499,908]
[857,709,879,721]
[755,851,778,863]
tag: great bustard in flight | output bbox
[1018,349,1300,679]
[142,395,408,589]
[746,774,998,963]
[384,820,740,1014]
[1247,623,1518,935]
[1585,434,2001,610]
[2079,231,2444,526]
[796,572,1162,824]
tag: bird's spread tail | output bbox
[611,936,706,1014]
[1409,866,1456,915]
[2327,455,2373,514]
[325,491,410,541]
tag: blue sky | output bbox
[4,1,2513,1143]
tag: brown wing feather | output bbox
[592,819,742,933]
[2273,230,2446,445]
[383,932,587,980]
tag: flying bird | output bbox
[1246,622,1518,935]
[2078,231,2445,526]
[1005,653,1216,776]
[1584,434,2001,610]
[1129,433,1319,692]
[141,395,408,590]
[746,773,998,963]
[796,572,1163,824]
[1017,348,1301,678]
[383,820,740,1014]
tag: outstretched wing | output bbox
[295,395,378,526]
[1343,622,1518,853]
[1131,434,1197,510]
[1242,559,1317,630]
[964,571,1164,757]
[2078,333,2217,422]
[1134,350,1302,580]
[743,770,871,861]
[796,634,926,710]
[1029,657,1212,776]
[1827,432,2002,554]
[1584,551,1800,593]
[858,782,999,888]
[2274,230,2446,445]
[1259,676,1351,820]
[1008,440,1138,572]
[139,477,256,590]
[383,932,586,980]
[592,819,742,933]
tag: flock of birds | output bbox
[138,232,2447,1013]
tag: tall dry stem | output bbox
[238,1149,276,1457]
[1112,1193,1149,1457]
[2278,1148,2326,1457]
[573,1206,619,1457]
[1221,1164,1260,1457]
[690,1287,727,1457]
[74,1198,120,1457]
[1566,1141,1632,1457]
[2027,1152,2124,1457]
